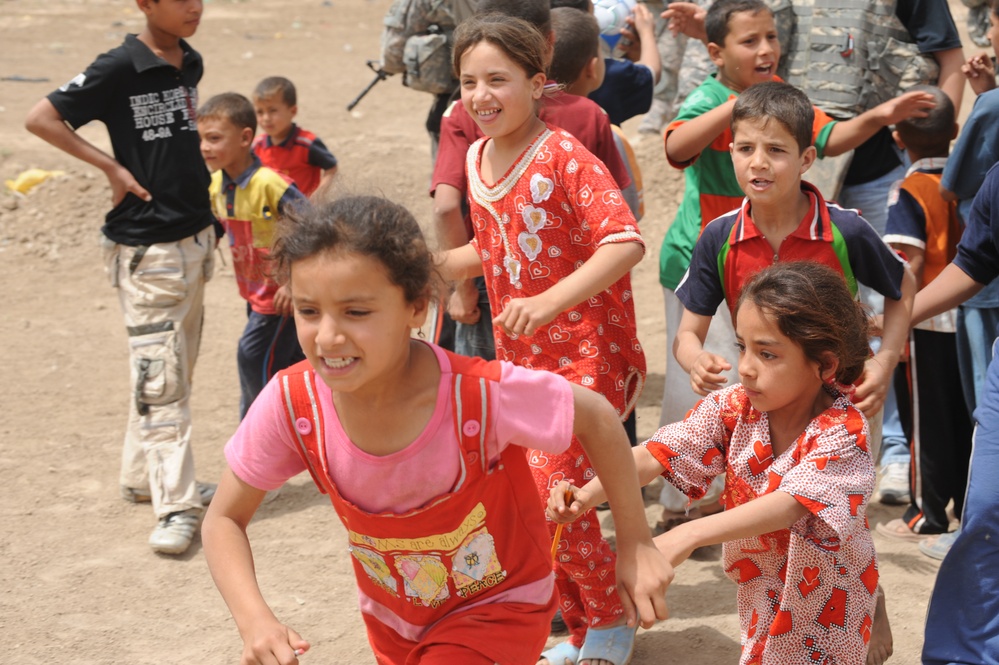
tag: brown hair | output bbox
[253,76,297,107]
[735,261,872,385]
[197,92,257,133]
[732,81,813,154]
[550,7,600,87]
[452,13,551,80]
[271,196,433,303]
[705,0,771,46]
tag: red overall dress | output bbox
[277,353,558,664]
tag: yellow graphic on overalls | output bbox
[452,528,506,598]
[350,546,398,597]
[395,555,450,607]
[348,503,488,552]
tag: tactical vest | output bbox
[776,0,939,119]
[381,0,476,95]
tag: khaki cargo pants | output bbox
[101,226,215,518]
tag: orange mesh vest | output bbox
[277,352,556,644]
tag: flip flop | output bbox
[919,530,959,560]
[875,518,926,543]
[578,623,638,665]
[539,640,580,665]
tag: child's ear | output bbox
[707,42,726,68]
[135,0,153,16]
[799,145,817,174]
[241,127,254,146]
[891,129,906,151]
[530,71,547,100]
[951,121,959,141]
[408,292,432,330]
[585,56,600,81]
[817,352,840,383]
[290,104,298,118]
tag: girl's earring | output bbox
[417,329,426,340]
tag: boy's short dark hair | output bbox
[478,0,552,35]
[705,0,771,46]
[550,0,590,12]
[895,85,954,158]
[253,76,297,107]
[732,81,813,154]
[197,92,257,134]
[550,7,600,86]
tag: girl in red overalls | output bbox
[203,195,670,665]
[439,14,647,665]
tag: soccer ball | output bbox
[593,0,636,36]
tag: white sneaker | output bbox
[878,462,910,505]
[148,509,202,554]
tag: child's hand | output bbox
[546,480,589,523]
[616,540,673,628]
[653,522,697,568]
[689,351,731,395]
[241,619,309,665]
[273,285,294,317]
[874,90,936,127]
[493,294,559,337]
[662,2,707,41]
[106,163,151,207]
[447,281,482,325]
[963,53,997,95]
[852,357,891,417]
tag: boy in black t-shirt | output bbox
[26,0,218,556]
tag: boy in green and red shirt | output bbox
[658,0,932,428]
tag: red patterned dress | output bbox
[647,385,878,665]
[465,125,647,644]
[466,125,646,417]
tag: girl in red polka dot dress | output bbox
[439,13,648,665]
[551,262,883,665]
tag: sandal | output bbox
[919,530,959,560]
[539,640,580,665]
[875,518,926,543]
[578,623,638,665]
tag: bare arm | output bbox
[493,241,644,337]
[665,99,736,165]
[549,444,669,519]
[934,47,967,116]
[317,166,338,193]
[823,91,936,157]
[890,244,925,287]
[436,243,483,282]
[674,308,732,394]
[631,3,662,84]
[912,263,986,325]
[25,98,151,205]
[852,265,916,416]
[569,385,672,627]
[433,184,482,325]
[203,468,310,663]
[655,491,808,567]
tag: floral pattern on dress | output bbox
[466,126,645,416]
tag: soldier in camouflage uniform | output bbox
[637,0,714,134]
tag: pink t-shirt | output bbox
[225,343,575,514]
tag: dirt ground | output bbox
[0,0,974,662]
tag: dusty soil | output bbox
[0,0,970,662]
